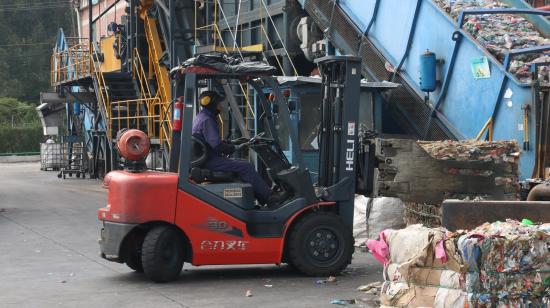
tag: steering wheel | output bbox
[248,132,274,145]
[190,136,208,167]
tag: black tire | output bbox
[141,226,185,282]
[125,251,143,272]
[122,235,144,273]
[287,212,353,276]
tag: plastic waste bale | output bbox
[403,140,520,228]
[374,225,467,307]
[457,219,550,306]
[368,220,549,307]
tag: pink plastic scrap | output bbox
[366,230,391,264]
[435,240,448,263]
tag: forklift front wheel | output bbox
[141,226,185,282]
[287,212,353,276]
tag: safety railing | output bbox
[90,42,111,133]
[132,48,154,100]
[143,15,173,147]
[211,24,256,119]
[194,0,300,128]
[51,39,91,86]
[131,48,165,143]
[110,98,162,141]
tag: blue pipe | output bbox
[357,0,380,55]
[425,31,463,138]
[486,47,550,139]
[505,45,550,59]
[392,0,423,81]
[530,61,550,74]
[458,8,550,28]
[433,31,462,111]
[363,0,380,39]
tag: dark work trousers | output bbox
[205,156,272,203]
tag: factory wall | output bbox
[78,0,125,41]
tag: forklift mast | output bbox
[315,56,362,227]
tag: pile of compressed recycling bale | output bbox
[404,140,520,227]
[418,139,520,194]
[417,139,520,164]
[367,220,550,307]
[433,0,550,83]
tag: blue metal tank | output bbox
[420,50,437,93]
[74,103,81,115]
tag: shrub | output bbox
[0,125,44,153]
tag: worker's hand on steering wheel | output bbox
[249,132,274,144]
[230,137,249,145]
[234,143,249,152]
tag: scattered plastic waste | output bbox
[316,276,338,284]
[357,281,382,293]
[433,0,550,83]
[330,299,356,305]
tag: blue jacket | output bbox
[192,109,221,150]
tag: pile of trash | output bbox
[418,139,520,193]
[402,140,520,227]
[404,202,443,227]
[418,139,520,164]
[432,0,550,83]
[367,220,550,307]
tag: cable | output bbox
[0,43,54,47]
[215,0,244,59]
[233,0,242,50]
[0,1,72,12]
[259,0,299,76]
[0,1,70,8]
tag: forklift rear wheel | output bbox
[122,235,144,272]
[287,212,353,276]
[125,252,143,272]
[141,226,185,282]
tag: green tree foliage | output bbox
[0,126,43,153]
[0,1,74,152]
[0,97,40,127]
[0,97,43,153]
[0,1,75,102]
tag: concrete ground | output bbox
[0,163,382,308]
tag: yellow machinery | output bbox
[50,0,173,174]
[49,0,299,175]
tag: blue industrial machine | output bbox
[46,0,550,181]
[298,0,550,179]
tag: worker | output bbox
[192,91,285,206]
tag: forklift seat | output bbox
[190,136,238,183]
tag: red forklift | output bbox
[98,55,372,282]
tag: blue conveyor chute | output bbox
[298,0,550,179]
